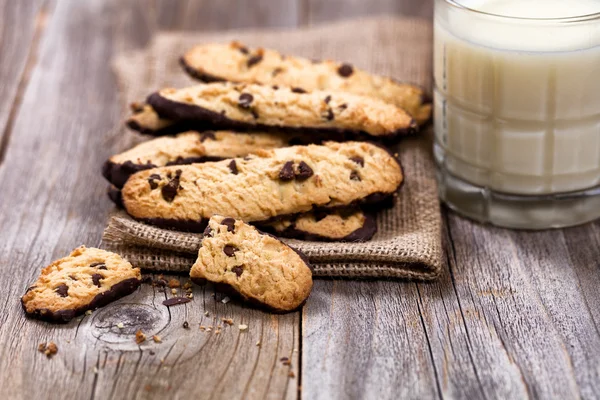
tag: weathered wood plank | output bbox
[0,1,301,399]
[304,0,433,25]
[0,0,49,163]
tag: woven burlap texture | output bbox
[103,16,442,280]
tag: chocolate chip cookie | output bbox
[190,215,312,312]
[103,130,290,188]
[21,246,141,323]
[121,141,403,232]
[180,41,431,125]
[147,82,417,138]
[258,207,377,242]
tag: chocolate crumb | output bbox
[200,131,216,142]
[232,266,244,277]
[220,217,236,232]
[295,161,314,180]
[247,53,263,67]
[291,87,306,94]
[55,284,68,297]
[183,321,190,329]
[161,169,182,202]
[279,161,295,181]
[135,330,146,344]
[324,95,332,104]
[337,63,354,77]
[238,93,254,109]
[91,273,103,288]
[349,156,365,167]
[228,160,238,175]
[350,171,361,181]
[163,297,191,306]
[223,245,238,257]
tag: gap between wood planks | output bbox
[0,0,54,166]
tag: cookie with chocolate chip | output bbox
[147,82,417,139]
[190,215,313,312]
[179,41,431,125]
[121,141,403,232]
[21,247,141,323]
[102,130,290,188]
[259,208,377,242]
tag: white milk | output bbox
[434,0,600,195]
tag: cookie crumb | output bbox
[152,335,162,343]
[183,281,193,290]
[204,311,210,317]
[116,322,124,329]
[93,366,99,374]
[171,288,178,295]
[38,341,58,358]
[168,279,181,288]
[135,330,146,344]
[221,296,230,304]
[206,327,212,332]
[238,324,248,331]
[186,293,194,299]
[200,325,206,331]
[85,310,93,316]
[222,318,234,326]
[256,341,261,347]
[288,371,295,378]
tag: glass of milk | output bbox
[434,0,600,229]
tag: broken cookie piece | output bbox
[190,215,313,312]
[21,246,141,323]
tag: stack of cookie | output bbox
[104,41,431,242]
[21,42,431,322]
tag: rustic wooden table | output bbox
[1,1,599,399]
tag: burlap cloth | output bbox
[102,16,442,280]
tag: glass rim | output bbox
[443,0,600,23]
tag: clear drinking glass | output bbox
[434,0,600,229]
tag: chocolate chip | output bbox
[272,68,283,77]
[251,109,259,119]
[238,46,249,55]
[200,131,216,142]
[183,321,190,329]
[91,273,103,287]
[69,275,77,281]
[295,161,314,180]
[228,160,238,175]
[223,245,238,257]
[203,225,213,236]
[325,109,334,121]
[314,211,328,222]
[350,171,361,181]
[338,103,348,111]
[90,262,107,270]
[324,95,332,104]
[291,87,306,94]
[162,297,191,306]
[232,266,244,277]
[279,161,295,181]
[247,53,263,67]
[337,63,354,77]
[349,156,365,167]
[272,85,279,90]
[220,217,236,232]
[161,170,182,202]
[55,284,68,297]
[148,174,161,190]
[238,93,254,109]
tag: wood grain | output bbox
[2,0,600,399]
[0,1,300,399]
